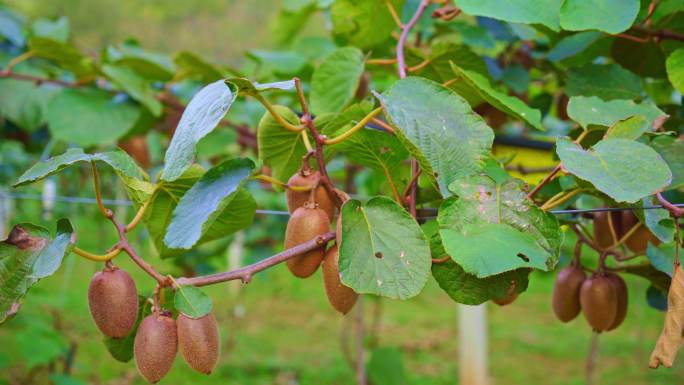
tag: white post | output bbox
[228,232,245,317]
[41,178,57,221]
[458,303,489,385]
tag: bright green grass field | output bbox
[1,203,683,385]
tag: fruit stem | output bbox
[72,246,121,262]
[301,130,313,152]
[526,164,562,200]
[91,161,113,219]
[385,0,403,28]
[323,107,383,145]
[124,197,152,232]
[540,188,586,211]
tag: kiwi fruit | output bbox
[286,170,335,220]
[134,313,178,383]
[606,273,628,331]
[580,274,618,332]
[620,211,660,255]
[285,205,331,278]
[492,290,519,306]
[177,313,220,374]
[119,136,151,169]
[88,266,138,338]
[552,264,587,322]
[322,245,358,314]
[593,211,622,250]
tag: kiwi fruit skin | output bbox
[177,313,220,374]
[134,314,178,383]
[322,245,358,314]
[286,171,335,220]
[620,211,660,255]
[593,211,622,250]
[552,265,587,322]
[580,274,618,332]
[492,291,519,306]
[285,206,331,278]
[606,273,628,331]
[88,267,138,338]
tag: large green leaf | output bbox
[604,116,650,140]
[565,63,643,100]
[612,39,667,79]
[174,51,224,83]
[338,197,431,300]
[566,96,666,129]
[559,0,639,34]
[556,137,672,203]
[666,48,684,94]
[45,88,141,147]
[13,148,147,188]
[310,47,365,115]
[547,31,603,62]
[164,158,255,249]
[367,347,406,385]
[321,102,408,189]
[257,105,308,183]
[647,243,683,277]
[0,66,58,132]
[450,63,543,130]
[106,43,176,81]
[174,285,212,318]
[453,0,562,31]
[102,64,163,116]
[31,16,69,42]
[0,219,74,323]
[144,166,255,258]
[331,0,401,48]
[650,135,684,189]
[438,175,562,278]
[429,230,530,305]
[161,80,237,182]
[377,77,494,196]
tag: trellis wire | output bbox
[1,191,682,217]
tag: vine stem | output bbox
[527,164,562,200]
[656,192,684,218]
[177,231,335,286]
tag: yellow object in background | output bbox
[493,144,557,185]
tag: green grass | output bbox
[1,201,684,385]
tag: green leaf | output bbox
[453,0,562,31]
[103,296,151,363]
[643,203,675,244]
[0,75,57,132]
[565,63,643,100]
[161,80,237,182]
[441,223,550,277]
[556,137,672,203]
[310,47,365,115]
[247,50,307,75]
[13,148,147,188]
[227,77,296,95]
[0,219,74,323]
[174,285,212,318]
[604,115,650,140]
[612,39,667,79]
[367,347,406,385]
[647,243,683,277]
[377,77,494,196]
[28,37,94,77]
[566,96,666,129]
[450,63,543,130]
[45,88,141,147]
[0,7,26,46]
[31,17,69,42]
[257,105,308,183]
[164,158,255,249]
[666,48,684,94]
[102,64,163,117]
[559,0,639,34]
[622,263,671,293]
[174,51,224,83]
[321,102,408,189]
[429,230,530,305]
[439,175,562,277]
[339,197,431,300]
[331,0,400,48]
[650,135,684,189]
[547,31,603,62]
[106,43,176,81]
[49,375,88,385]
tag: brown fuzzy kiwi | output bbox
[492,281,519,306]
[606,273,628,331]
[286,170,335,220]
[177,313,220,374]
[580,274,618,332]
[285,205,331,278]
[322,245,358,314]
[620,211,660,255]
[134,313,178,383]
[88,266,138,338]
[552,264,587,322]
[593,211,622,250]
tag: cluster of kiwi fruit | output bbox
[285,168,359,314]
[593,210,660,254]
[88,266,220,383]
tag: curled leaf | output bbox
[650,264,684,368]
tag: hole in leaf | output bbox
[516,253,530,262]
[375,252,383,259]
